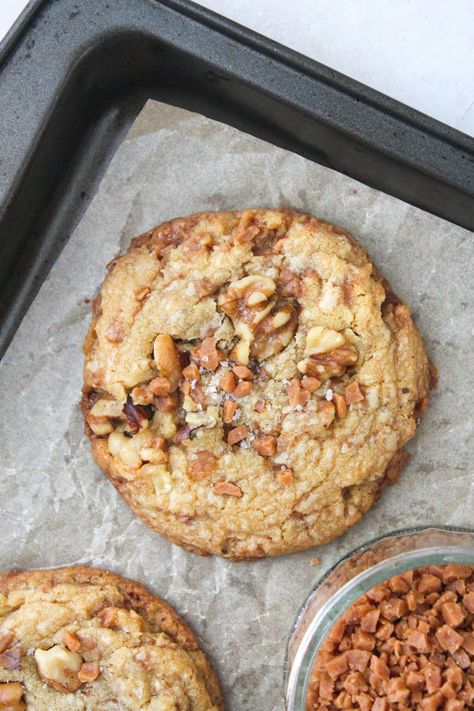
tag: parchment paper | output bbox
[0,100,472,711]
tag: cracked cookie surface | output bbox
[0,567,222,711]
[82,209,433,559]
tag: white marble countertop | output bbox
[1,0,473,135]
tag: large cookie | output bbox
[82,209,433,559]
[0,566,222,710]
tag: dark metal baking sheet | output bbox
[0,0,473,358]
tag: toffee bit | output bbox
[63,632,81,653]
[232,365,254,380]
[223,400,238,424]
[306,564,474,711]
[214,481,243,497]
[344,381,365,404]
[254,435,277,457]
[301,376,321,392]
[148,376,171,397]
[227,425,249,445]
[220,371,237,393]
[0,682,24,705]
[286,379,309,408]
[78,662,100,683]
[333,392,348,418]
[277,468,293,486]
[182,362,200,380]
[191,337,223,372]
[105,320,124,343]
[233,381,253,398]
[188,451,218,481]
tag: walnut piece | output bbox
[153,334,181,391]
[123,400,153,434]
[86,415,114,436]
[131,384,155,405]
[185,408,218,429]
[34,645,83,692]
[140,436,168,465]
[305,326,346,354]
[298,326,358,379]
[108,431,143,469]
[219,275,284,364]
[231,323,253,365]
[251,302,298,361]
[89,399,124,418]
[86,397,124,436]
[218,275,276,324]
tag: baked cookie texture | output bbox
[0,566,222,710]
[82,209,433,559]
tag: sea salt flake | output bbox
[325,388,333,401]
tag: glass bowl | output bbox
[285,526,474,711]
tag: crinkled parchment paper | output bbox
[0,100,472,711]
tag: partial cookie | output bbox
[82,209,434,559]
[0,566,222,710]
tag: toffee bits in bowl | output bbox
[82,209,434,559]
[308,565,474,711]
[285,529,474,711]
